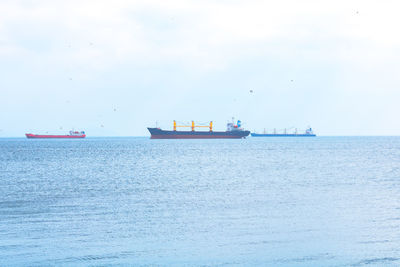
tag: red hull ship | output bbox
[25,130,86,139]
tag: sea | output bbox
[0,137,399,266]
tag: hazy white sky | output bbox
[1,0,400,136]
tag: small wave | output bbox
[352,257,399,266]
[358,240,390,244]
[274,253,334,264]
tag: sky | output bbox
[1,0,400,136]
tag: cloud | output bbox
[2,0,399,69]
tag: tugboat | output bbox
[148,119,250,139]
[25,130,86,139]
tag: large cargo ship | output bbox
[251,127,316,137]
[25,130,86,139]
[148,120,250,139]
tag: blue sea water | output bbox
[0,137,400,266]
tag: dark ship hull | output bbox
[148,128,250,139]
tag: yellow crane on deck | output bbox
[173,121,213,132]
